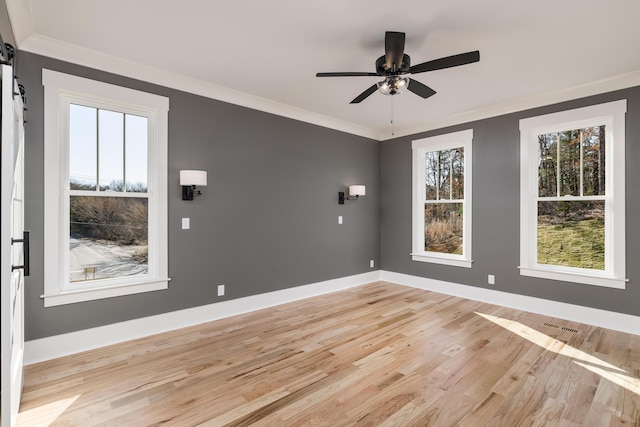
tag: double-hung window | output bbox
[412,129,473,268]
[43,70,169,306]
[519,100,626,288]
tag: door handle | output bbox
[11,230,30,277]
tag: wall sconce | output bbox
[338,185,366,204]
[180,170,207,200]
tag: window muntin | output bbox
[412,129,472,268]
[519,100,626,288]
[43,69,169,306]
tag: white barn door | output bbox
[1,62,27,427]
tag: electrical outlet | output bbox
[370,259,375,268]
[488,274,495,285]
[217,284,225,296]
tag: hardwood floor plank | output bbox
[17,281,640,426]
[195,387,290,426]
[459,392,510,426]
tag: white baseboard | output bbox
[26,270,639,365]
[380,270,640,337]
[24,271,380,365]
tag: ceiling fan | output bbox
[316,31,480,104]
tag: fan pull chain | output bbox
[390,96,395,136]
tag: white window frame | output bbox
[42,69,170,307]
[519,100,626,289]
[411,129,473,268]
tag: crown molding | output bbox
[4,0,34,45]
[380,69,640,140]
[19,34,381,140]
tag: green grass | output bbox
[537,219,604,270]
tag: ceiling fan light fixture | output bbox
[316,31,479,103]
[377,76,409,96]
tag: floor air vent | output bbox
[543,322,580,334]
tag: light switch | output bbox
[338,215,343,225]
[182,218,190,229]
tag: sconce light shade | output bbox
[180,170,207,200]
[349,185,366,197]
[180,170,207,186]
[339,184,366,204]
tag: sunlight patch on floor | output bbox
[17,394,81,426]
[574,361,640,395]
[475,312,640,396]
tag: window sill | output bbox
[411,253,473,268]
[41,278,170,307]
[519,267,626,289]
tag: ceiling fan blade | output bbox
[409,50,480,74]
[350,84,378,104]
[407,78,436,99]
[316,72,378,77]
[384,31,405,71]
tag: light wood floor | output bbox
[18,282,640,426]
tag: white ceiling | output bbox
[6,0,640,140]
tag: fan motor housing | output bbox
[376,54,411,75]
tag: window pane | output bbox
[538,133,557,197]
[70,196,148,283]
[438,149,452,199]
[69,104,97,190]
[582,126,605,196]
[425,151,439,200]
[99,109,124,191]
[425,148,464,200]
[539,127,606,198]
[537,200,604,270]
[424,202,463,254]
[125,114,148,192]
[559,131,580,196]
[451,148,464,199]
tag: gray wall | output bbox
[381,86,640,317]
[17,47,640,341]
[20,52,380,340]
